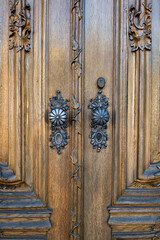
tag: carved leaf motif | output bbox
[9,0,31,52]
[70,149,82,237]
[129,3,152,52]
[76,7,83,20]
[74,62,82,77]
[71,149,82,190]
[72,94,80,109]
[71,95,82,134]
[70,208,81,238]
[72,39,79,51]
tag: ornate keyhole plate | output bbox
[88,90,110,152]
[49,91,69,154]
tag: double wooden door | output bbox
[0,0,160,239]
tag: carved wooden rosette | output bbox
[129,2,152,51]
[0,0,51,239]
[70,0,83,238]
[9,0,31,52]
[108,0,160,238]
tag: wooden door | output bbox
[0,0,160,239]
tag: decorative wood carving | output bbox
[130,162,160,188]
[0,162,22,189]
[0,0,51,239]
[9,0,31,52]
[0,162,16,181]
[108,0,160,239]
[129,3,152,51]
[71,94,81,123]
[0,190,52,240]
[70,0,83,238]
[70,148,82,238]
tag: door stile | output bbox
[70,0,84,238]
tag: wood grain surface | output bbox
[0,0,160,239]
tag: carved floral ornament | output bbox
[9,0,31,52]
[129,3,152,51]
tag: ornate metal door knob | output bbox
[88,90,110,152]
[49,90,69,154]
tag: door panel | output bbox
[0,0,160,240]
[109,0,160,239]
[0,0,51,239]
[48,0,71,239]
[84,0,113,239]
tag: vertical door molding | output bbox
[70,0,84,238]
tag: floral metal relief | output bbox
[9,0,31,52]
[49,91,69,155]
[88,91,110,152]
[129,3,152,51]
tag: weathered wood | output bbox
[47,0,71,239]
[0,0,160,239]
[109,0,160,239]
[0,1,9,166]
[83,0,113,239]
